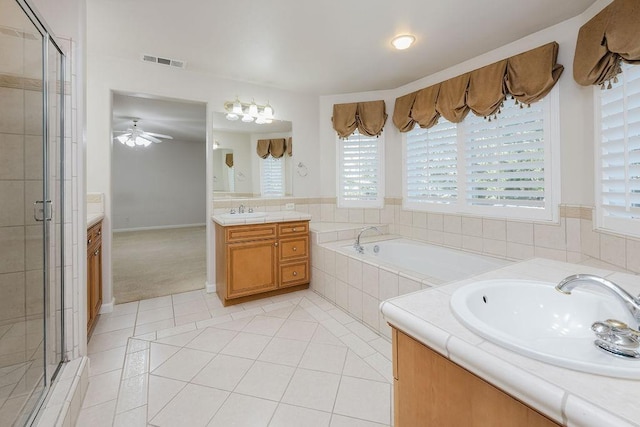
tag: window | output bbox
[404,88,559,221]
[260,156,285,197]
[337,130,384,208]
[597,62,640,236]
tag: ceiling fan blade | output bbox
[141,134,162,143]
[145,132,173,140]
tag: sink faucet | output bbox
[555,274,640,324]
[238,204,245,214]
[354,226,382,254]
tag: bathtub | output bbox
[344,238,510,284]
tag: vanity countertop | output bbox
[380,258,640,427]
[212,210,312,226]
[87,213,104,228]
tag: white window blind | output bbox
[337,130,384,208]
[465,99,546,209]
[598,62,640,235]
[404,89,557,220]
[405,120,458,204]
[260,156,285,197]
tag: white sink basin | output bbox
[218,212,268,220]
[450,279,640,378]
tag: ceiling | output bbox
[106,0,597,143]
[89,0,596,96]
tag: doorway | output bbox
[111,93,207,303]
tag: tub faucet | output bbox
[555,274,640,324]
[354,226,382,254]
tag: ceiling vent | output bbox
[141,54,186,69]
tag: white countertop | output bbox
[212,210,312,226]
[87,213,104,228]
[380,258,640,427]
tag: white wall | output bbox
[211,131,253,194]
[319,0,613,209]
[86,9,320,305]
[112,139,206,230]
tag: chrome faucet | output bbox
[354,226,382,254]
[238,204,245,214]
[555,274,640,324]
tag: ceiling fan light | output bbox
[116,135,128,144]
[125,138,135,147]
[241,114,254,123]
[232,97,243,115]
[226,113,239,121]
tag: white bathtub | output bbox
[345,238,510,283]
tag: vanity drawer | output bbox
[280,260,309,288]
[279,236,309,261]
[278,221,308,237]
[226,223,277,243]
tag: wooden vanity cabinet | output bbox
[87,220,103,336]
[392,327,560,427]
[215,220,310,306]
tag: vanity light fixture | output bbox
[224,97,274,124]
[391,34,416,50]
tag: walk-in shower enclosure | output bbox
[0,0,67,424]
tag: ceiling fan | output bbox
[114,119,173,147]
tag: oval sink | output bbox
[450,279,640,378]
[217,212,268,220]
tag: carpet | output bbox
[112,226,206,304]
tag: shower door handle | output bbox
[34,201,53,222]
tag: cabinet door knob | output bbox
[292,228,297,232]
[87,239,92,244]
[94,250,99,256]
[97,230,101,236]
[274,242,279,247]
[292,247,297,251]
[292,271,298,276]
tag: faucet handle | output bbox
[248,207,253,213]
[230,208,236,214]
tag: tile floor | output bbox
[77,289,393,426]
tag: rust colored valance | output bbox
[506,43,564,105]
[574,0,640,87]
[436,74,471,123]
[393,42,564,132]
[225,153,233,168]
[332,100,387,138]
[287,137,292,156]
[392,92,418,132]
[256,139,270,159]
[256,138,287,159]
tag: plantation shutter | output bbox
[338,130,383,205]
[260,157,285,197]
[599,62,640,219]
[464,99,546,208]
[405,120,458,204]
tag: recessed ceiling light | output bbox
[391,34,416,50]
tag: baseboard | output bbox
[206,281,216,293]
[113,223,206,233]
[99,297,116,314]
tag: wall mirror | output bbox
[211,111,293,199]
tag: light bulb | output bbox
[391,34,416,50]
[255,116,266,125]
[126,138,135,147]
[116,135,128,144]
[241,114,254,123]
[249,100,258,116]
[226,113,239,121]
[135,136,145,146]
[232,97,242,114]
[263,103,273,119]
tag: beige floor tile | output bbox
[219,332,271,359]
[257,337,309,367]
[206,393,277,427]
[154,329,201,347]
[173,299,208,317]
[342,351,387,383]
[150,383,228,427]
[135,306,173,326]
[88,346,127,377]
[113,404,146,426]
[76,399,117,427]
[329,414,389,427]
[269,404,331,427]
[242,315,285,336]
[138,295,172,312]
[133,318,175,337]
[184,327,237,353]
[81,369,122,409]
[88,328,135,354]
[147,375,187,420]
[191,354,253,391]
[115,373,148,414]
[333,376,391,425]
[281,368,340,412]
[93,314,137,335]
[299,342,348,374]
[275,319,318,341]
[152,348,214,382]
[234,361,295,401]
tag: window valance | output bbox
[332,100,387,138]
[225,153,233,168]
[393,42,563,132]
[573,0,640,87]
[256,138,288,159]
